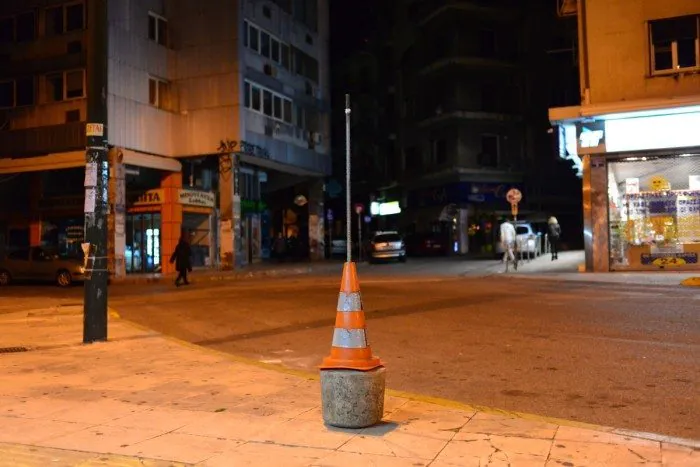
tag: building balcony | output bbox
[418,55,518,76]
[409,0,521,26]
[0,122,85,158]
[412,109,523,129]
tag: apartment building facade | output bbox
[0,0,330,277]
[381,0,530,256]
[550,0,700,272]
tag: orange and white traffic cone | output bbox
[320,262,385,428]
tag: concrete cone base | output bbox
[320,367,386,429]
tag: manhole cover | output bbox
[0,347,29,354]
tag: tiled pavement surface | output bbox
[0,310,697,466]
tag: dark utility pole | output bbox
[83,0,109,343]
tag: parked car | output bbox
[0,247,85,287]
[494,222,543,257]
[406,233,447,257]
[368,231,406,263]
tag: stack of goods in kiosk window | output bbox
[618,175,700,267]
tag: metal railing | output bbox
[516,234,551,264]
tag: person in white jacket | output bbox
[500,220,517,268]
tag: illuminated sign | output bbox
[371,201,401,216]
[605,110,700,152]
[131,189,164,206]
[576,121,606,154]
[178,189,215,208]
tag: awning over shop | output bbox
[0,149,182,174]
[549,95,700,178]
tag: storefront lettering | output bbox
[178,189,216,208]
[218,139,270,159]
[641,252,698,267]
[130,189,164,206]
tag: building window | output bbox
[431,139,447,165]
[65,109,80,123]
[65,2,85,32]
[45,2,84,36]
[244,80,293,125]
[479,29,497,58]
[65,70,84,98]
[16,11,36,42]
[263,5,272,18]
[0,81,12,108]
[44,70,84,103]
[0,17,14,43]
[650,16,699,74]
[280,43,290,69]
[45,73,64,102]
[0,78,35,108]
[148,12,168,46]
[15,77,35,106]
[283,99,292,123]
[479,135,499,168]
[148,77,170,109]
[249,24,260,51]
[273,95,282,119]
[251,86,261,111]
[262,89,272,116]
[245,22,290,69]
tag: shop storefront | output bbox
[125,190,163,274]
[179,189,216,268]
[608,155,700,271]
[406,181,524,255]
[38,195,84,258]
[552,102,700,272]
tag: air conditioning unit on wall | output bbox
[263,63,277,77]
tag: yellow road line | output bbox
[680,277,700,287]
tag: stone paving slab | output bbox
[0,312,697,466]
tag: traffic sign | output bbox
[506,188,522,205]
[354,203,364,214]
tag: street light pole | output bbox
[345,94,351,263]
[83,0,109,343]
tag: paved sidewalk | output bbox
[493,251,700,287]
[0,311,697,466]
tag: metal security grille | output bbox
[607,154,700,270]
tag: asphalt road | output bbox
[2,265,699,440]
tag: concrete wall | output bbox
[583,0,700,104]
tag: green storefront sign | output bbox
[241,199,268,215]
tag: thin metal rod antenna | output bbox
[345,94,351,263]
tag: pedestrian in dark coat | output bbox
[170,236,192,287]
[548,216,561,260]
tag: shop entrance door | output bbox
[125,213,161,273]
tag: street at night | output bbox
[5,260,699,441]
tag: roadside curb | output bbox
[109,266,313,286]
[108,308,700,449]
[107,262,345,286]
[494,274,688,290]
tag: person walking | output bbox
[548,216,561,260]
[500,219,517,270]
[170,234,192,287]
